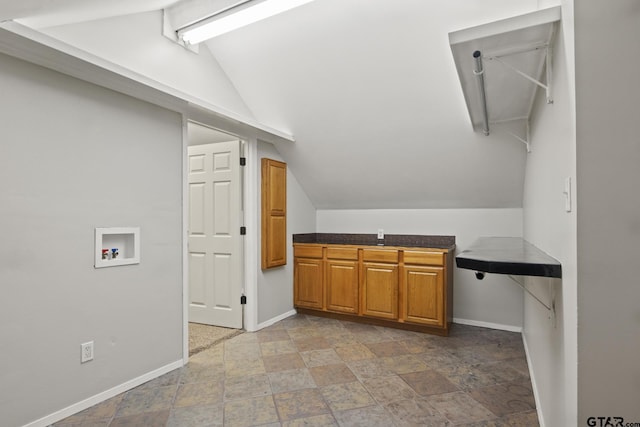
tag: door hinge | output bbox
[240,226,246,235]
[240,295,247,305]
[240,157,246,166]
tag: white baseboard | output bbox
[453,317,522,333]
[254,309,297,331]
[522,333,546,427]
[24,359,184,427]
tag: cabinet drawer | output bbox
[294,245,323,259]
[403,250,444,266]
[362,249,398,263]
[326,247,358,260]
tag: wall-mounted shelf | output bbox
[456,236,561,314]
[456,236,561,278]
[448,6,561,149]
[95,227,140,268]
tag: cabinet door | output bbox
[361,262,398,320]
[402,265,444,327]
[261,158,287,269]
[326,260,358,314]
[294,258,323,309]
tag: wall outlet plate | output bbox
[377,229,384,239]
[81,341,94,363]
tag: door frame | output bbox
[181,118,260,363]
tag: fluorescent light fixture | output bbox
[178,0,315,45]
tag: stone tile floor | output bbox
[52,314,539,426]
[189,323,244,357]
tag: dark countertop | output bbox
[455,237,562,278]
[293,233,455,250]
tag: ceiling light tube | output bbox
[472,50,490,136]
[178,0,315,44]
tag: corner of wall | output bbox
[521,9,577,424]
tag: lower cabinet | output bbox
[401,265,445,327]
[361,262,398,320]
[326,260,358,313]
[294,257,323,309]
[293,243,453,336]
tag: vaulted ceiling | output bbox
[1,0,547,209]
[0,0,178,27]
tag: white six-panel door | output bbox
[188,141,242,329]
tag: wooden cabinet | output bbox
[400,250,449,328]
[261,158,287,269]
[362,262,398,320]
[294,258,323,309]
[293,243,454,336]
[401,265,445,327]
[326,260,358,313]
[360,248,399,320]
[293,245,323,309]
[325,246,359,313]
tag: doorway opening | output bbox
[186,121,245,356]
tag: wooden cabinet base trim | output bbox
[295,307,451,337]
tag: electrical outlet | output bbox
[377,229,384,239]
[81,341,94,363]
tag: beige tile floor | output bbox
[52,314,539,426]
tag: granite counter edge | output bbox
[293,233,455,250]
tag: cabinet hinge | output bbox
[240,226,246,235]
[240,157,246,166]
[240,295,247,305]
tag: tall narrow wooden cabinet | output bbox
[261,158,287,269]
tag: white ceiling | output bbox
[3,0,179,27]
[204,0,538,208]
[2,0,546,209]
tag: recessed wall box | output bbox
[94,227,140,268]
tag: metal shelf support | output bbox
[485,38,554,104]
[508,275,556,326]
[507,275,553,311]
[505,121,531,153]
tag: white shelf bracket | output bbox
[505,121,531,153]
[488,50,553,104]
[508,275,556,324]
[483,37,553,104]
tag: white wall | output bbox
[0,54,183,426]
[522,7,577,425]
[575,1,640,422]
[41,10,255,119]
[317,209,524,329]
[256,142,316,326]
